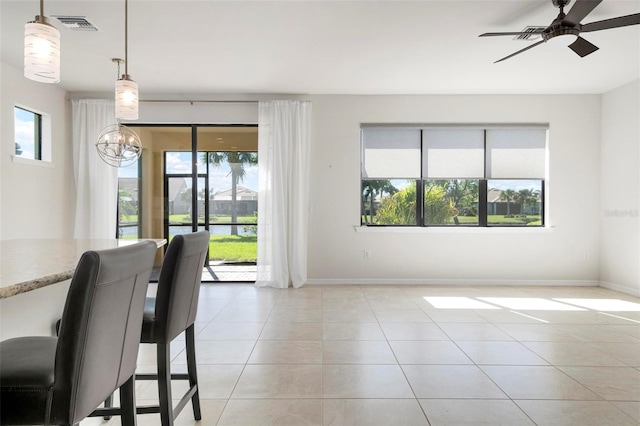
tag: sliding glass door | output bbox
[118,124,258,281]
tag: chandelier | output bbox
[95,122,142,167]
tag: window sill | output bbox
[11,156,54,168]
[354,225,554,234]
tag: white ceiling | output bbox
[1,0,639,95]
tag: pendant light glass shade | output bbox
[24,17,60,83]
[115,75,139,120]
[95,123,142,167]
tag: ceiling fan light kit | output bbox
[480,0,640,62]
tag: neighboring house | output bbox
[487,188,540,216]
[167,183,258,217]
[212,186,258,216]
[167,178,189,215]
[213,186,257,201]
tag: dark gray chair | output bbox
[97,231,210,426]
[0,241,157,426]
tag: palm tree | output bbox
[361,180,397,224]
[525,189,542,215]
[202,152,258,235]
[499,189,517,216]
[516,189,534,216]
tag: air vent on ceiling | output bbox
[52,16,99,31]
[513,26,546,41]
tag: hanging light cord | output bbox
[38,0,44,23]
[124,0,129,77]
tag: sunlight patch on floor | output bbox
[423,297,501,310]
[554,298,640,312]
[597,312,640,324]
[477,297,586,311]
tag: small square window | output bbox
[14,106,42,160]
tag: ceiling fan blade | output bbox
[494,40,545,63]
[581,13,640,32]
[479,31,544,37]
[568,36,599,57]
[563,0,603,26]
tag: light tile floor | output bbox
[81,284,640,425]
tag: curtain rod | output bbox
[139,99,259,104]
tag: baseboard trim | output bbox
[305,278,600,287]
[599,281,640,297]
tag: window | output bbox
[117,157,141,238]
[14,106,42,160]
[361,126,546,227]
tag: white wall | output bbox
[1,61,74,239]
[0,280,71,339]
[307,94,602,285]
[4,83,623,288]
[600,79,640,296]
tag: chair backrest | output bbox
[51,241,157,424]
[154,231,209,343]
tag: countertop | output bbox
[0,239,166,298]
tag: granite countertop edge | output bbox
[0,270,74,299]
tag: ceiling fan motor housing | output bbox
[552,0,572,8]
[542,25,580,42]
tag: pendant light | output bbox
[24,0,60,83]
[96,58,142,167]
[115,0,138,120]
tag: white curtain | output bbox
[255,100,312,289]
[71,99,119,239]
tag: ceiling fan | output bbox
[480,0,640,63]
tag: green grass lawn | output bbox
[488,215,541,225]
[165,233,257,262]
[208,234,257,262]
[457,215,542,225]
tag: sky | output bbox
[14,107,37,159]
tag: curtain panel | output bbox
[71,99,118,239]
[256,100,312,289]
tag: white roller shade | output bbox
[362,128,421,178]
[486,129,547,179]
[423,129,485,178]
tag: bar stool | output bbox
[0,241,157,426]
[97,231,210,425]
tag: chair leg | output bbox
[103,394,113,420]
[119,375,138,426]
[185,324,201,420]
[157,343,174,426]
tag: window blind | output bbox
[422,129,485,179]
[486,129,547,179]
[361,128,421,179]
